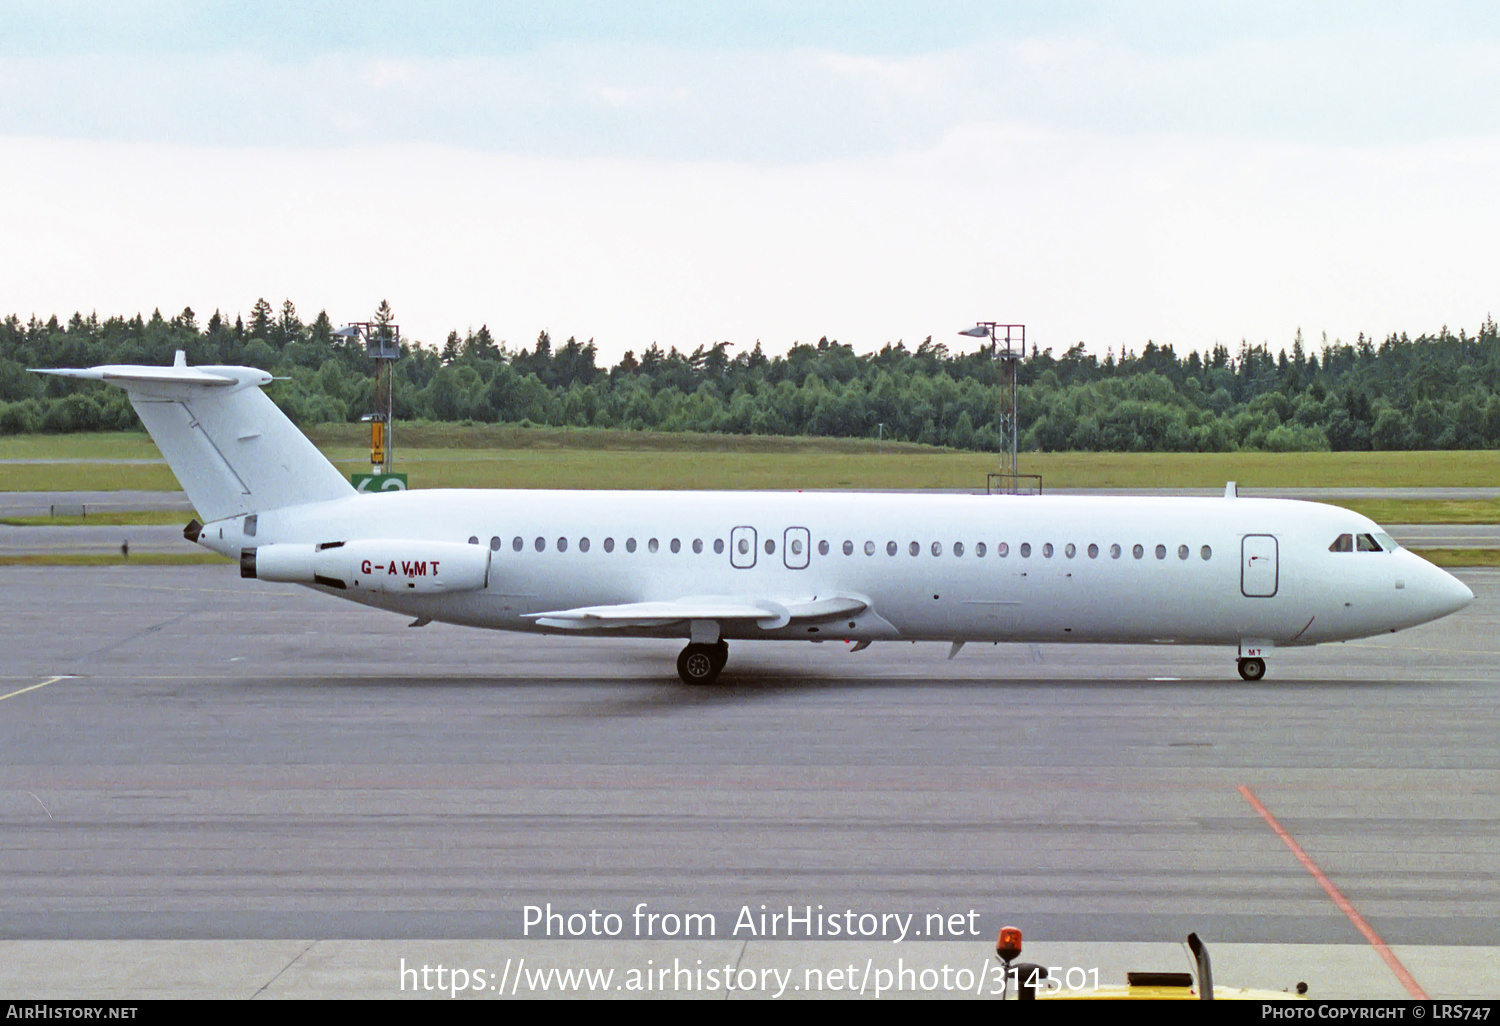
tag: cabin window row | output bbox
[469,535,727,555]
[466,534,1213,562]
[834,540,1212,561]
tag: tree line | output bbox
[3,298,1500,452]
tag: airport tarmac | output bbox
[1,564,1497,999]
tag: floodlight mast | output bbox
[337,320,401,474]
[959,322,1027,492]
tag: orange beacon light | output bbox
[996,926,1022,963]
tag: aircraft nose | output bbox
[1424,564,1474,619]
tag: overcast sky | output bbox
[3,1,1499,361]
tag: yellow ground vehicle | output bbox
[996,929,1309,1000]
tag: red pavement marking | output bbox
[1237,784,1428,1000]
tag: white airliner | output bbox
[36,353,1474,683]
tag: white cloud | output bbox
[3,9,1498,362]
[2,126,1496,362]
[4,23,1500,162]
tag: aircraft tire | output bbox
[709,640,729,675]
[1237,657,1266,682]
[677,643,722,685]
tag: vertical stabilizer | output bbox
[33,353,355,521]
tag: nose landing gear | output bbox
[677,640,729,685]
[1236,656,1266,681]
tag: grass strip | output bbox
[0,510,192,527]
[0,552,232,567]
[6,429,1500,502]
[1329,499,1500,525]
[1407,548,1500,568]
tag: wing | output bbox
[526,595,867,630]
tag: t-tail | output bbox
[32,351,354,521]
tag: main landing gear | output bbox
[1236,657,1266,682]
[677,640,729,685]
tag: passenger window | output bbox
[1133,544,1144,559]
[1110,543,1121,559]
[693,539,703,554]
[714,539,724,554]
[557,537,568,552]
[765,539,776,555]
[1329,534,1353,552]
[843,540,854,556]
[670,538,681,553]
[791,538,803,555]
[908,541,920,556]
[1357,533,1383,552]
[887,541,898,556]
[1042,543,1053,558]
[513,536,523,552]
[998,542,1009,557]
[649,538,659,553]
[865,541,876,556]
[579,537,590,553]
[931,541,942,556]
[1087,543,1098,559]
[1065,543,1076,559]
[1177,544,1188,560]
[1155,544,1166,560]
[975,542,987,557]
[490,536,501,551]
[468,536,478,545]
[737,538,750,555]
[1201,545,1211,560]
[953,542,964,557]
[626,538,638,553]
[604,537,615,553]
[1019,543,1031,558]
[818,540,829,556]
[534,537,546,552]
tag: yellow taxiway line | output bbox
[0,676,69,703]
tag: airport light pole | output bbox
[959,322,1028,492]
[335,320,401,479]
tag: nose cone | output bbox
[1422,563,1474,621]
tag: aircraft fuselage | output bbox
[198,488,1471,650]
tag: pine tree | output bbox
[278,300,303,348]
[248,298,274,340]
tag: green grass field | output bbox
[0,552,232,567]
[1407,549,1500,568]
[1328,499,1500,524]
[0,510,191,527]
[3,427,1499,495]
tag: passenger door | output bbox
[1241,535,1279,597]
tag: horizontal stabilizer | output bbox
[33,365,243,387]
[527,595,867,631]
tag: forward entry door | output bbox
[730,526,757,569]
[1241,535,1279,597]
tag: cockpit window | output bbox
[1331,532,1390,553]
